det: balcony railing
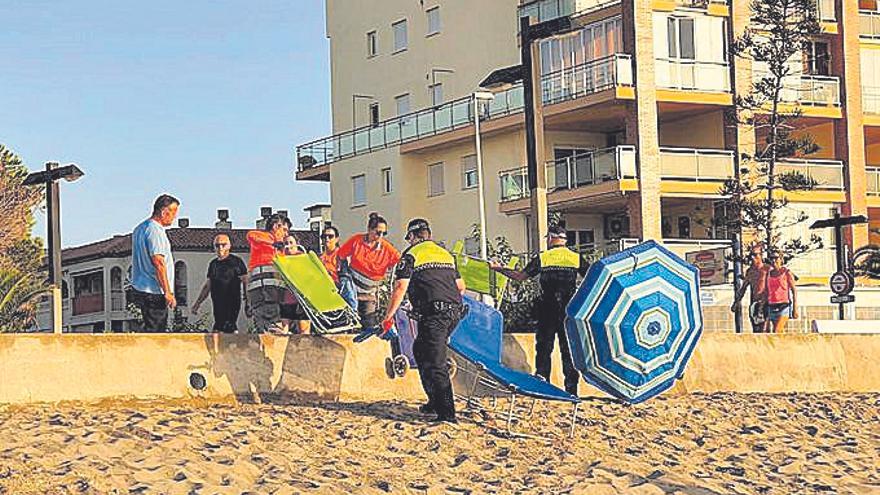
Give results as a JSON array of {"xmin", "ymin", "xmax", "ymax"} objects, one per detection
[
  {"xmin": 498, "ymin": 145, "xmax": 637, "ymax": 202},
  {"xmin": 541, "ymin": 54, "xmax": 633, "ymax": 105},
  {"xmin": 776, "ymin": 158, "xmax": 845, "ymax": 190},
  {"xmin": 660, "ymin": 147, "xmax": 735, "ymax": 181},
  {"xmin": 754, "ymin": 72, "xmax": 840, "ymax": 107},
  {"xmin": 607, "ymin": 238, "xmax": 732, "ymax": 261},
  {"xmin": 72, "ymin": 293, "xmax": 104, "ymax": 316},
  {"xmin": 518, "ymin": 0, "xmax": 620, "ymax": 24},
  {"xmin": 867, "ymin": 167, "xmax": 880, "ymax": 196},
  {"xmin": 655, "ymin": 59, "xmax": 731, "ymax": 93},
  {"xmin": 296, "ymin": 85, "xmax": 525, "ymax": 169},
  {"xmin": 864, "ymin": 86, "xmax": 880, "ymax": 115},
  {"xmin": 111, "ymin": 290, "xmax": 125, "ymax": 311},
  {"xmin": 861, "ymin": 10, "xmax": 880, "ymax": 39}
]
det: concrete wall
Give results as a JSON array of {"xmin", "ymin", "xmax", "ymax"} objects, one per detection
[{"xmin": 0, "ymin": 333, "xmax": 877, "ymax": 406}]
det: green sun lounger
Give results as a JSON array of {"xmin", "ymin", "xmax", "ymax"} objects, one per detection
[
  {"xmin": 274, "ymin": 253, "xmax": 360, "ymax": 334},
  {"xmin": 451, "ymin": 241, "xmax": 519, "ymax": 305}
]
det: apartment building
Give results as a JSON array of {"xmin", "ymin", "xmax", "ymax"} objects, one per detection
[{"xmin": 296, "ymin": 0, "xmax": 880, "ymax": 318}]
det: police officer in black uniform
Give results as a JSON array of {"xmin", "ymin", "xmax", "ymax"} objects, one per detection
[
  {"xmin": 382, "ymin": 218, "xmax": 466, "ymax": 423},
  {"xmin": 490, "ymin": 224, "xmax": 589, "ymax": 395}
]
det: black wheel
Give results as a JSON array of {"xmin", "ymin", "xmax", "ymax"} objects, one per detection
[
  {"xmin": 384, "ymin": 357, "xmax": 395, "ymax": 379},
  {"xmin": 852, "ymin": 245, "xmax": 880, "ymax": 278},
  {"xmin": 392, "ymin": 355, "xmax": 410, "ymax": 377}
]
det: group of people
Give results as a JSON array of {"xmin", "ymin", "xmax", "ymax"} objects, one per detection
[
  {"xmin": 127, "ymin": 194, "xmax": 589, "ymax": 423},
  {"xmin": 731, "ymin": 245, "xmax": 799, "ymax": 333}
]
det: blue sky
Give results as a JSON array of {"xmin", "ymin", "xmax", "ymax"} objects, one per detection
[{"xmin": 1, "ymin": 1, "xmax": 330, "ymax": 246}]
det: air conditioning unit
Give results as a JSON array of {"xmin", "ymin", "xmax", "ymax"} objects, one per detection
[{"xmin": 604, "ymin": 214, "xmax": 630, "ymax": 239}]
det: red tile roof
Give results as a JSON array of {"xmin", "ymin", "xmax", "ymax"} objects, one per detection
[{"xmin": 61, "ymin": 228, "xmax": 319, "ymax": 266}]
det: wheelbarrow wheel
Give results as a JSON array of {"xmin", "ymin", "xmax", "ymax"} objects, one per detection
[
  {"xmin": 392, "ymin": 355, "xmax": 410, "ymax": 378},
  {"xmin": 384, "ymin": 357, "xmax": 396, "ymax": 379},
  {"xmin": 446, "ymin": 358, "xmax": 457, "ymax": 379}
]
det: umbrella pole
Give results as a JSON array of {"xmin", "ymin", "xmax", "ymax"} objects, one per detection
[
  {"xmin": 506, "ymin": 393, "xmax": 517, "ymax": 436},
  {"xmin": 569, "ymin": 402, "xmax": 579, "ymax": 439}
]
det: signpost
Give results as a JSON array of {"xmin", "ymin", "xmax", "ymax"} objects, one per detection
[
  {"xmin": 686, "ymin": 248, "xmax": 728, "ymax": 286},
  {"xmin": 810, "ymin": 213, "xmax": 868, "ymax": 320}
]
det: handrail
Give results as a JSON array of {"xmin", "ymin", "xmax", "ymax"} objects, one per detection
[
  {"xmin": 775, "ymin": 158, "xmax": 845, "ymax": 190},
  {"xmin": 866, "ymin": 166, "xmax": 880, "ymax": 196},
  {"xmin": 753, "ymin": 71, "xmax": 841, "ymax": 107},
  {"xmin": 655, "ymin": 58, "xmax": 731, "ymax": 92},
  {"xmin": 518, "ymin": 0, "xmax": 621, "ymax": 24},
  {"xmin": 541, "ymin": 54, "xmax": 633, "ymax": 105},
  {"xmin": 659, "ymin": 147, "xmax": 735, "ymax": 181}
]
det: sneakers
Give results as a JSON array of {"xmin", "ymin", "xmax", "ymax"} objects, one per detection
[{"xmin": 418, "ymin": 403, "xmax": 435, "ymax": 414}]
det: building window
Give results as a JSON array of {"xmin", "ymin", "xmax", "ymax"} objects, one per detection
[
  {"xmin": 395, "ymin": 93, "xmax": 411, "ymax": 117},
  {"xmin": 428, "ymin": 162, "xmax": 445, "ymax": 197},
  {"xmin": 461, "ymin": 154, "xmax": 478, "ymax": 190},
  {"xmin": 392, "ymin": 19, "xmax": 408, "ymax": 53},
  {"xmin": 367, "ymin": 30, "xmax": 378, "ymax": 57},
  {"xmin": 566, "ymin": 229, "xmax": 596, "ymax": 254},
  {"xmin": 804, "ymin": 41, "xmax": 831, "ymax": 76},
  {"xmin": 426, "ymin": 7, "xmax": 441, "ymax": 36},
  {"xmin": 430, "ymin": 83, "xmax": 443, "ymax": 106},
  {"xmin": 369, "ymin": 103, "xmax": 380, "ymax": 127},
  {"xmin": 352, "ymin": 174, "xmax": 366, "ymax": 206},
  {"xmin": 382, "ymin": 167, "xmax": 393, "ymax": 194},
  {"xmin": 174, "ymin": 261, "xmax": 188, "ymax": 307},
  {"xmin": 667, "ymin": 17, "xmax": 696, "ymax": 60}
]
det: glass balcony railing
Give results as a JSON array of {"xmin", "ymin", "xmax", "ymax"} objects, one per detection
[
  {"xmin": 659, "ymin": 147, "xmax": 735, "ymax": 181},
  {"xmin": 655, "ymin": 59, "xmax": 731, "ymax": 93},
  {"xmin": 541, "ymin": 54, "xmax": 633, "ymax": 105},
  {"xmin": 499, "ymin": 146, "xmax": 637, "ymax": 202},
  {"xmin": 754, "ymin": 72, "xmax": 840, "ymax": 107},
  {"xmin": 864, "ymin": 86, "xmax": 880, "ymax": 114},
  {"xmin": 867, "ymin": 167, "xmax": 880, "ymax": 196},
  {"xmin": 860, "ymin": 10, "xmax": 880, "ymax": 39},
  {"xmin": 296, "ymin": 85, "xmax": 525, "ymax": 170},
  {"xmin": 776, "ymin": 158, "xmax": 845, "ymax": 190},
  {"xmin": 518, "ymin": 0, "xmax": 620, "ymax": 24}
]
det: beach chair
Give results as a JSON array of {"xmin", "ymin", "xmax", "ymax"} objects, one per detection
[
  {"xmin": 450, "ymin": 241, "xmax": 519, "ymax": 305},
  {"xmin": 449, "ymin": 295, "xmax": 581, "ymax": 439},
  {"xmin": 274, "ymin": 253, "xmax": 360, "ymax": 334}
]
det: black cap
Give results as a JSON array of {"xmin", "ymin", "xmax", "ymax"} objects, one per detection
[
  {"xmin": 406, "ymin": 218, "xmax": 430, "ymax": 236},
  {"xmin": 547, "ymin": 224, "xmax": 567, "ymax": 238}
]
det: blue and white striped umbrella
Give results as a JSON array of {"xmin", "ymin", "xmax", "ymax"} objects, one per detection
[{"xmin": 565, "ymin": 240, "xmax": 703, "ymax": 404}]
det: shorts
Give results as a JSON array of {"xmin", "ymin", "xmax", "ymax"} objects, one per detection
[
  {"xmin": 766, "ymin": 303, "xmax": 791, "ymax": 321},
  {"xmin": 247, "ymin": 285, "xmax": 285, "ymax": 333}
]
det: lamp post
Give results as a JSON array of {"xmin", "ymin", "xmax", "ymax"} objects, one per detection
[
  {"xmin": 23, "ymin": 162, "xmax": 85, "ymax": 334},
  {"xmin": 473, "ymin": 91, "xmax": 495, "ymax": 261},
  {"xmin": 480, "ymin": 15, "xmax": 573, "ymax": 253}
]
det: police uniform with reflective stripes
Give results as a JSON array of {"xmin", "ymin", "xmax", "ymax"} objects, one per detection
[
  {"xmin": 523, "ymin": 246, "xmax": 589, "ymax": 395},
  {"xmin": 395, "ymin": 240, "xmax": 464, "ymax": 420}
]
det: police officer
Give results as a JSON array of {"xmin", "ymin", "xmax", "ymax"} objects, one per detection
[
  {"xmin": 490, "ymin": 224, "xmax": 589, "ymax": 395},
  {"xmin": 382, "ymin": 218, "xmax": 466, "ymax": 423}
]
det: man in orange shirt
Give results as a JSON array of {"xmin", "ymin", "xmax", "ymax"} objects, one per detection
[
  {"xmin": 319, "ymin": 226, "xmax": 341, "ymax": 285},
  {"xmin": 337, "ymin": 213, "xmax": 400, "ymax": 329},
  {"xmin": 245, "ymin": 214, "xmax": 290, "ymax": 333}
]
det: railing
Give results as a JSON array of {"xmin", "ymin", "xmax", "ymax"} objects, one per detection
[
  {"xmin": 776, "ymin": 158, "xmax": 845, "ymax": 190},
  {"xmin": 605, "ymin": 238, "xmax": 732, "ymax": 260},
  {"xmin": 498, "ymin": 145, "xmax": 637, "ymax": 202},
  {"xmin": 660, "ymin": 147, "xmax": 735, "ymax": 181},
  {"xmin": 864, "ymin": 86, "xmax": 880, "ymax": 114},
  {"xmin": 111, "ymin": 290, "xmax": 125, "ymax": 311},
  {"xmin": 754, "ymin": 72, "xmax": 841, "ymax": 107},
  {"xmin": 296, "ymin": 85, "xmax": 525, "ymax": 169},
  {"xmin": 817, "ymin": 0, "xmax": 836, "ymax": 22},
  {"xmin": 867, "ymin": 167, "xmax": 880, "ymax": 196},
  {"xmin": 541, "ymin": 54, "xmax": 633, "ymax": 105},
  {"xmin": 72, "ymin": 293, "xmax": 104, "ymax": 316},
  {"xmin": 861, "ymin": 10, "xmax": 880, "ymax": 39},
  {"xmin": 655, "ymin": 59, "xmax": 731, "ymax": 93},
  {"xmin": 518, "ymin": 0, "xmax": 620, "ymax": 24}
]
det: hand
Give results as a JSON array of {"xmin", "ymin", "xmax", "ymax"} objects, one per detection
[
  {"xmin": 380, "ymin": 317, "xmax": 394, "ymax": 336},
  {"xmin": 165, "ymin": 292, "xmax": 177, "ymax": 309},
  {"xmin": 730, "ymin": 302, "xmax": 737, "ymax": 312},
  {"xmin": 489, "ymin": 261, "xmax": 502, "ymax": 271},
  {"xmin": 791, "ymin": 308, "xmax": 799, "ymax": 320},
  {"xmin": 244, "ymin": 302, "xmax": 252, "ymax": 318}
]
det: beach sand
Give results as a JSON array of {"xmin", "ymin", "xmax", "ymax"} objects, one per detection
[{"xmin": 0, "ymin": 393, "xmax": 878, "ymax": 495}]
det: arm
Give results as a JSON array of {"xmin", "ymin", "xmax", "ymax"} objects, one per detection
[
  {"xmin": 192, "ymin": 279, "xmax": 211, "ymax": 312},
  {"xmin": 731, "ymin": 272, "xmax": 749, "ymax": 311},
  {"xmin": 490, "ymin": 265, "xmax": 530, "ymax": 282},
  {"xmin": 456, "ymin": 277, "xmax": 466, "ymax": 296},
  {"xmin": 789, "ymin": 271, "xmax": 798, "ymax": 319},
  {"xmin": 382, "ymin": 278, "xmax": 410, "ymax": 324},
  {"xmin": 151, "ymin": 254, "xmax": 176, "ymax": 308}
]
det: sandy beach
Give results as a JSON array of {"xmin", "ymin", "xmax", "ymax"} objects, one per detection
[{"xmin": 0, "ymin": 393, "xmax": 878, "ymax": 495}]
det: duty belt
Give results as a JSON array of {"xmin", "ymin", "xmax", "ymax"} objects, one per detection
[{"xmin": 413, "ymin": 300, "xmax": 466, "ymax": 320}]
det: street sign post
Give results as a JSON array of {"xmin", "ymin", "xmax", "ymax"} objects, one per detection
[{"xmin": 810, "ymin": 213, "xmax": 868, "ymax": 320}]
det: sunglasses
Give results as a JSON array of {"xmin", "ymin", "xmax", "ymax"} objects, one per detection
[
  {"xmin": 322, "ymin": 234, "xmax": 336, "ymax": 240},
  {"xmin": 213, "ymin": 243, "xmax": 230, "ymax": 248},
  {"xmin": 373, "ymin": 231, "xmax": 388, "ymax": 237}
]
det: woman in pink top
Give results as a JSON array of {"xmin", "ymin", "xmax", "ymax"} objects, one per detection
[{"xmin": 763, "ymin": 252, "xmax": 798, "ymax": 334}]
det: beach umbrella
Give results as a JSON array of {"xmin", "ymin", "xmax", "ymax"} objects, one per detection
[{"xmin": 565, "ymin": 240, "xmax": 703, "ymax": 404}]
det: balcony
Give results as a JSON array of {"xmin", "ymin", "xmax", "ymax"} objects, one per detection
[
  {"xmin": 660, "ymin": 147, "xmax": 735, "ymax": 181},
  {"xmin": 754, "ymin": 72, "xmax": 840, "ymax": 108},
  {"xmin": 541, "ymin": 54, "xmax": 633, "ymax": 106},
  {"xmin": 499, "ymin": 146, "xmax": 637, "ymax": 202},
  {"xmin": 72, "ymin": 293, "xmax": 104, "ymax": 316},
  {"xmin": 296, "ymin": 85, "xmax": 525, "ymax": 169},
  {"xmin": 655, "ymin": 59, "xmax": 731, "ymax": 93},
  {"xmin": 861, "ymin": 10, "xmax": 880, "ymax": 39},
  {"xmin": 610, "ymin": 238, "xmax": 732, "ymax": 264},
  {"xmin": 867, "ymin": 167, "xmax": 880, "ymax": 196},
  {"xmin": 776, "ymin": 158, "xmax": 845, "ymax": 190},
  {"xmin": 111, "ymin": 290, "xmax": 125, "ymax": 311},
  {"xmin": 518, "ymin": 0, "xmax": 620, "ymax": 24}
]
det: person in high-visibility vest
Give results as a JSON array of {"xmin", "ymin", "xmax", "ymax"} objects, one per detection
[
  {"xmin": 382, "ymin": 218, "xmax": 466, "ymax": 423},
  {"xmin": 490, "ymin": 224, "xmax": 589, "ymax": 395}
]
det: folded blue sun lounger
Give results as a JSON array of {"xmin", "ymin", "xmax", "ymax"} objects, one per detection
[{"xmin": 448, "ymin": 295, "xmax": 580, "ymax": 438}]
